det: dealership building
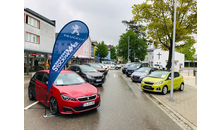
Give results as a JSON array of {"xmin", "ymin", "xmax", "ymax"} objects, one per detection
[{"xmin": 24, "ymin": 8, "xmax": 56, "ymax": 74}]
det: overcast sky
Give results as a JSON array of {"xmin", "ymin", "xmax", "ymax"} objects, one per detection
[
  {"xmin": 24, "ymin": 0, "xmax": 197, "ymax": 54},
  {"xmin": 24, "ymin": 0, "xmax": 145, "ymax": 46}
]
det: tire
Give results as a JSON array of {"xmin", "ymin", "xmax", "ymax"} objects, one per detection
[
  {"xmin": 50, "ymin": 97, "xmax": 59, "ymax": 115},
  {"xmin": 115, "ymin": 67, "xmax": 118, "ymax": 70},
  {"xmin": 28, "ymin": 87, "xmax": 35, "ymax": 100},
  {"xmin": 179, "ymin": 83, "xmax": 184, "ymax": 91},
  {"xmin": 162, "ymin": 86, "xmax": 168, "ymax": 95}
]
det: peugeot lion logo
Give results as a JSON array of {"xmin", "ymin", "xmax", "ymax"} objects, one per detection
[{"xmin": 71, "ymin": 25, "xmax": 81, "ymax": 35}]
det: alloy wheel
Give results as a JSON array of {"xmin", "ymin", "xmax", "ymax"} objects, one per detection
[
  {"xmin": 162, "ymin": 86, "xmax": 168, "ymax": 95},
  {"xmin": 50, "ymin": 97, "xmax": 59, "ymax": 115}
]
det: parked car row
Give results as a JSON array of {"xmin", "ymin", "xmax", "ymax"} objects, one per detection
[
  {"xmin": 122, "ymin": 62, "xmax": 184, "ymax": 95},
  {"xmin": 28, "ymin": 62, "xmax": 112, "ymax": 115}
]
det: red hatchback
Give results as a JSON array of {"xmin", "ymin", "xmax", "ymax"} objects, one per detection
[{"xmin": 28, "ymin": 70, "xmax": 101, "ymax": 115}]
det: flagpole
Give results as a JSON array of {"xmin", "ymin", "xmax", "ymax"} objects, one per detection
[{"xmin": 44, "ymin": 94, "xmax": 48, "ymax": 117}]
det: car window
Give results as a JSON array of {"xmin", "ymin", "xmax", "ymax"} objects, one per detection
[
  {"xmin": 148, "ymin": 71, "xmax": 169, "ymax": 79},
  {"xmin": 36, "ymin": 72, "xmax": 44, "ymax": 81},
  {"xmin": 137, "ymin": 67, "xmax": 151, "ymax": 72},
  {"xmin": 130, "ymin": 64, "xmax": 141, "ymax": 68},
  {"xmin": 90, "ymin": 64, "xmax": 101, "ymax": 68},
  {"xmin": 42, "ymin": 73, "xmax": 49, "ymax": 84},
  {"xmin": 80, "ymin": 65, "xmax": 97, "ymax": 72},
  {"xmin": 75, "ymin": 66, "xmax": 81, "ymax": 72},
  {"xmin": 174, "ymin": 72, "xmax": 180, "ymax": 78},
  {"xmin": 54, "ymin": 73, "xmax": 86, "ymax": 86},
  {"xmin": 69, "ymin": 66, "xmax": 75, "ymax": 71}
]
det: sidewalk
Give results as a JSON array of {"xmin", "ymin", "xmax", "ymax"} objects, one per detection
[
  {"xmin": 151, "ymin": 71, "xmax": 197, "ymax": 128},
  {"xmin": 120, "ymin": 70, "xmax": 197, "ymax": 129}
]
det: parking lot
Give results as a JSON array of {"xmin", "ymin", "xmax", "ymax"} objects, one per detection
[{"xmin": 24, "ymin": 69, "xmax": 182, "ymax": 130}]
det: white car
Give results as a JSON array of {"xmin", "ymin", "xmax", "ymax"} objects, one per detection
[
  {"xmin": 153, "ymin": 64, "xmax": 165, "ymax": 70},
  {"xmin": 102, "ymin": 61, "xmax": 116, "ymax": 69},
  {"xmin": 114, "ymin": 64, "xmax": 121, "ymax": 70}
]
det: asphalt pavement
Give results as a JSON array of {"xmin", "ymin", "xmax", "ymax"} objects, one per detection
[{"xmin": 24, "ymin": 70, "xmax": 182, "ymax": 130}]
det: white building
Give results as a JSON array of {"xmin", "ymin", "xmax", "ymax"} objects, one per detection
[
  {"xmin": 24, "ymin": 8, "xmax": 56, "ymax": 74},
  {"xmin": 143, "ymin": 43, "xmax": 185, "ymax": 69}
]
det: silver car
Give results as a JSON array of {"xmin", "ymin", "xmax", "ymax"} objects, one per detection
[{"xmin": 131, "ymin": 67, "xmax": 159, "ymax": 82}]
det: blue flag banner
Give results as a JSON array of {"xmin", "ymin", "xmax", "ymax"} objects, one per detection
[
  {"xmin": 47, "ymin": 20, "xmax": 89, "ymax": 94},
  {"xmin": 98, "ymin": 53, "xmax": 100, "ymax": 63}
]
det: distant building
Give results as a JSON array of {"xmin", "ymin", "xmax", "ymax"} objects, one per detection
[
  {"xmin": 24, "ymin": 8, "xmax": 56, "ymax": 74},
  {"xmin": 143, "ymin": 43, "xmax": 185, "ymax": 69},
  {"xmin": 104, "ymin": 44, "xmax": 114, "ymax": 61}
]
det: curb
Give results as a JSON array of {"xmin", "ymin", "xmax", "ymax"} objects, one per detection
[{"xmin": 121, "ymin": 74, "xmax": 197, "ymax": 130}]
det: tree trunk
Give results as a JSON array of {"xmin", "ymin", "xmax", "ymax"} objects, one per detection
[{"xmin": 167, "ymin": 40, "xmax": 173, "ymax": 70}]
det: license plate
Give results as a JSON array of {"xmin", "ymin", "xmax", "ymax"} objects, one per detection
[
  {"xmin": 96, "ymin": 79, "xmax": 102, "ymax": 82},
  {"xmin": 128, "ymin": 72, "xmax": 131, "ymax": 74},
  {"xmin": 83, "ymin": 101, "xmax": 95, "ymax": 107}
]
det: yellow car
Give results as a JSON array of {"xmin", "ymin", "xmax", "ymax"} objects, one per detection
[{"xmin": 141, "ymin": 70, "xmax": 184, "ymax": 95}]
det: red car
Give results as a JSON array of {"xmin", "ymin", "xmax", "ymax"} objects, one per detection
[{"xmin": 28, "ymin": 70, "xmax": 101, "ymax": 115}]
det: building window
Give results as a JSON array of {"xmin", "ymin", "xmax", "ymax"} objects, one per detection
[
  {"xmin": 26, "ymin": 15, "xmax": 40, "ymax": 28},
  {"xmin": 26, "ymin": 32, "xmax": 40, "ymax": 44}
]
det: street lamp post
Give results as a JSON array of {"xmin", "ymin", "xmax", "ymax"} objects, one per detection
[
  {"xmin": 128, "ymin": 36, "xmax": 130, "ymax": 62},
  {"xmin": 170, "ymin": 0, "xmax": 177, "ymax": 101}
]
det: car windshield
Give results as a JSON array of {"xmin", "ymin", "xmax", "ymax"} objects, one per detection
[
  {"xmin": 54, "ymin": 73, "xmax": 86, "ymax": 86},
  {"xmin": 124, "ymin": 63, "xmax": 132, "ymax": 67},
  {"xmin": 98, "ymin": 64, "xmax": 104, "ymax": 67},
  {"xmin": 147, "ymin": 71, "xmax": 169, "ymax": 79},
  {"xmin": 90, "ymin": 64, "xmax": 102, "ymax": 68},
  {"xmin": 137, "ymin": 67, "xmax": 151, "ymax": 72},
  {"xmin": 130, "ymin": 64, "xmax": 141, "ymax": 68},
  {"xmin": 81, "ymin": 66, "xmax": 98, "ymax": 72}
]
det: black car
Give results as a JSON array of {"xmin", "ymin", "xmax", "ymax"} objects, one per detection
[
  {"xmin": 68, "ymin": 65, "xmax": 105, "ymax": 86},
  {"xmin": 84, "ymin": 63, "xmax": 107, "ymax": 75},
  {"xmin": 122, "ymin": 63, "xmax": 133, "ymax": 74}
]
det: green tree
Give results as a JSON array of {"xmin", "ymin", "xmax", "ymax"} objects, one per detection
[
  {"xmin": 122, "ymin": 20, "xmax": 147, "ymax": 38},
  {"xmin": 117, "ymin": 30, "xmax": 148, "ymax": 62},
  {"xmin": 176, "ymin": 36, "xmax": 196, "ymax": 60},
  {"xmin": 132, "ymin": 0, "xmax": 197, "ymax": 70},
  {"xmin": 110, "ymin": 47, "xmax": 117, "ymax": 60},
  {"xmin": 95, "ymin": 41, "xmax": 108, "ymax": 62}
]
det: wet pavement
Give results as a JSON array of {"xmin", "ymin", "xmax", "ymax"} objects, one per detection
[{"xmin": 24, "ymin": 70, "xmax": 182, "ymax": 130}]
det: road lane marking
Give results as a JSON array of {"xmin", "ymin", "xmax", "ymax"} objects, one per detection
[{"xmin": 24, "ymin": 101, "xmax": 39, "ymax": 111}]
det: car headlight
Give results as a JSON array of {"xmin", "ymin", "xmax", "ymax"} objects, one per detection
[
  {"xmin": 155, "ymin": 81, "xmax": 163, "ymax": 85},
  {"xmin": 61, "ymin": 94, "xmax": 76, "ymax": 101},
  {"xmin": 87, "ymin": 75, "xmax": 94, "ymax": 79}
]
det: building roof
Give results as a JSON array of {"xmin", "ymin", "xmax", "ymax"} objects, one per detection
[
  {"xmin": 147, "ymin": 48, "xmax": 158, "ymax": 52},
  {"xmin": 106, "ymin": 45, "xmax": 114, "ymax": 51},
  {"xmin": 24, "ymin": 8, "xmax": 56, "ymax": 27}
]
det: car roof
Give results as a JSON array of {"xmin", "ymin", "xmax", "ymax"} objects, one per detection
[
  {"xmin": 154, "ymin": 70, "xmax": 180, "ymax": 73},
  {"xmin": 70, "ymin": 64, "xmax": 88, "ymax": 67},
  {"xmin": 39, "ymin": 70, "xmax": 75, "ymax": 73}
]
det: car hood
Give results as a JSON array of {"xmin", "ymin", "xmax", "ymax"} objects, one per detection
[
  {"xmin": 95, "ymin": 68, "xmax": 105, "ymax": 71},
  {"xmin": 123, "ymin": 66, "xmax": 129, "ymax": 69},
  {"xmin": 127, "ymin": 68, "xmax": 138, "ymax": 71},
  {"xmin": 142, "ymin": 77, "xmax": 165, "ymax": 83},
  {"xmin": 57, "ymin": 83, "xmax": 98, "ymax": 98},
  {"xmin": 84, "ymin": 72, "xmax": 103, "ymax": 77},
  {"xmin": 132, "ymin": 72, "xmax": 149, "ymax": 77}
]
